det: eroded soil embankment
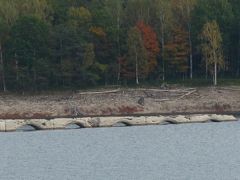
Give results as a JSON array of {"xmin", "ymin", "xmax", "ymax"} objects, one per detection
[{"xmin": 0, "ymin": 86, "xmax": 239, "ymax": 119}]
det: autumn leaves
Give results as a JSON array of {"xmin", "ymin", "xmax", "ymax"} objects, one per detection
[
  {"xmin": 123, "ymin": 21, "xmax": 160, "ymax": 84},
  {"xmin": 122, "ymin": 0, "xmax": 225, "ymax": 85},
  {"xmin": 0, "ymin": 0, "xmax": 234, "ymax": 92},
  {"xmin": 201, "ymin": 21, "xmax": 224, "ymax": 86}
]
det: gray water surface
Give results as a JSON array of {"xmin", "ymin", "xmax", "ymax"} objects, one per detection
[{"xmin": 0, "ymin": 121, "xmax": 240, "ymax": 180}]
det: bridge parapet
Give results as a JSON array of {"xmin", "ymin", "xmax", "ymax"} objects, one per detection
[{"xmin": 0, "ymin": 114, "xmax": 237, "ymax": 132}]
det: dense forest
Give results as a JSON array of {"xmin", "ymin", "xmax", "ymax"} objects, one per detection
[{"xmin": 0, "ymin": 0, "xmax": 239, "ymax": 91}]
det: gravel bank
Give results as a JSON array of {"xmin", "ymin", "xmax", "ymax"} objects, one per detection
[{"xmin": 0, "ymin": 86, "xmax": 239, "ymax": 119}]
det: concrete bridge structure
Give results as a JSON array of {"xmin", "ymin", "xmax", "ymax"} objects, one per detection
[{"xmin": 0, "ymin": 114, "xmax": 238, "ymax": 132}]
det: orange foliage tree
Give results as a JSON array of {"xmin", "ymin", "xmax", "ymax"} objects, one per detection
[
  {"xmin": 121, "ymin": 22, "xmax": 160, "ymax": 82},
  {"xmin": 165, "ymin": 26, "xmax": 189, "ymax": 74},
  {"xmin": 136, "ymin": 21, "xmax": 160, "ymax": 75}
]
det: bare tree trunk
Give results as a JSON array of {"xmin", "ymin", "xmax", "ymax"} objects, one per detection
[
  {"xmin": 33, "ymin": 67, "xmax": 37, "ymax": 83},
  {"xmin": 60, "ymin": 39, "xmax": 64, "ymax": 86},
  {"xmin": 186, "ymin": 1, "xmax": 193, "ymax": 80},
  {"xmin": 188, "ymin": 23, "xmax": 193, "ymax": 79},
  {"xmin": 147, "ymin": 7, "xmax": 150, "ymax": 24},
  {"xmin": 0, "ymin": 42, "xmax": 6, "ymax": 92},
  {"xmin": 214, "ymin": 61, "xmax": 217, "ymax": 86},
  {"xmin": 205, "ymin": 59, "xmax": 208, "ymax": 79},
  {"xmin": 117, "ymin": 11, "xmax": 121, "ymax": 82},
  {"xmin": 160, "ymin": 15, "xmax": 165, "ymax": 81},
  {"xmin": 33, "ymin": 68, "xmax": 37, "ymax": 90},
  {"xmin": 117, "ymin": 61, "xmax": 121, "ymax": 82},
  {"xmin": 135, "ymin": 46, "xmax": 139, "ymax": 85},
  {"xmin": 237, "ymin": 26, "xmax": 240, "ymax": 77},
  {"xmin": 15, "ymin": 53, "xmax": 19, "ymax": 81},
  {"xmin": 212, "ymin": 50, "xmax": 217, "ymax": 86},
  {"xmin": 33, "ymin": 49, "xmax": 37, "ymax": 90}
]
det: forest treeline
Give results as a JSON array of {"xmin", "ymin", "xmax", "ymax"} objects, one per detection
[{"xmin": 0, "ymin": 0, "xmax": 239, "ymax": 91}]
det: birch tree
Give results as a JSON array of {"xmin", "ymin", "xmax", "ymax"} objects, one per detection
[
  {"xmin": 105, "ymin": 0, "xmax": 124, "ymax": 81},
  {"xmin": 201, "ymin": 20, "xmax": 224, "ymax": 86},
  {"xmin": 127, "ymin": 27, "xmax": 147, "ymax": 85},
  {"xmin": 173, "ymin": 0, "xmax": 196, "ymax": 79},
  {"xmin": 154, "ymin": 0, "xmax": 173, "ymax": 81}
]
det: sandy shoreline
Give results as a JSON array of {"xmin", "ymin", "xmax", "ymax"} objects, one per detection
[{"xmin": 0, "ymin": 86, "xmax": 239, "ymax": 119}]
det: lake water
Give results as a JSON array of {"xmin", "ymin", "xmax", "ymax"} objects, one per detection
[{"xmin": 0, "ymin": 121, "xmax": 240, "ymax": 180}]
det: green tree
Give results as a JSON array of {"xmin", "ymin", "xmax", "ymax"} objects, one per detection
[
  {"xmin": 18, "ymin": 0, "xmax": 51, "ymax": 21},
  {"xmin": 0, "ymin": 0, "xmax": 18, "ymax": 26},
  {"xmin": 51, "ymin": 22, "xmax": 83, "ymax": 87},
  {"xmin": 0, "ymin": 0, "xmax": 51, "ymax": 24},
  {"xmin": 125, "ymin": 0, "xmax": 152, "ymax": 25},
  {"xmin": 83, "ymin": 43, "xmax": 95, "ymax": 68},
  {"xmin": 10, "ymin": 16, "xmax": 49, "ymax": 89},
  {"xmin": 229, "ymin": 0, "xmax": 240, "ymax": 76},
  {"xmin": 68, "ymin": 6, "xmax": 92, "ymax": 26},
  {"xmin": 0, "ymin": 18, "xmax": 7, "ymax": 91},
  {"xmin": 0, "ymin": 0, "xmax": 20, "ymax": 91}
]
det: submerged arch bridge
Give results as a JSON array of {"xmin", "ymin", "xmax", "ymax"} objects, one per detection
[{"xmin": 0, "ymin": 114, "xmax": 237, "ymax": 132}]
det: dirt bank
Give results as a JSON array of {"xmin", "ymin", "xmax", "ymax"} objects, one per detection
[{"xmin": 0, "ymin": 86, "xmax": 240, "ymax": 119}]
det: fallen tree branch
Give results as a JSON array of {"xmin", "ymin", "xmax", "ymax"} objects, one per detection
[
  {"xmin": 219, "ymin": 87, "xmax": 240, "ymax": 91},
  {"xmin": 78, "ymin": 89, "xmax": 121, "ymax": 95},
  {"xmin": 77, "ymin": 88, "xmax": 196, "ymax": 96},
  {"xmin": 155, "ymin": 99, "xmax": 171, "ymax": 102},
  {"xmin": 177, "ymin": 89, "xmax": 197, "ymax": 100},
  {"xmin": 134, "ymin": 88, "xmax": 192, "ymax": 93}
]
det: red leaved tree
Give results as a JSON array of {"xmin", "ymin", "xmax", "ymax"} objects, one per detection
[{"xmin": 136, "ymin": 21, "xmax": 160, "ymax": 75}]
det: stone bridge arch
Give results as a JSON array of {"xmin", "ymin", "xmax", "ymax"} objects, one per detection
[
  {"xmin": 64, "ymin": 121, "xmax": 86, "ymax": 129},
  {"xmin": 112, "ymin": 121, "xmax": 132, "ymax": 127},
  {"xmin": 16, "ymin": 123, "xmax": 42, "ymax": 131}
]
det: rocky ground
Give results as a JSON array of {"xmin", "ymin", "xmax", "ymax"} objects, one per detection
[{"xmin": 0, "ymin": 86, "xmax": 240, "ymax": 119}]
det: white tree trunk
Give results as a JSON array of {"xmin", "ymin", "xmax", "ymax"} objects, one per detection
[
  {"xmin": 117, "ymin": 10, "xmax": 121, "ymax": 82},
  {"xmin": 188, "ymin": 23, "xmax": 193, "ymax": 79},
  {"xmin": 160, "ymin": 15, "xmax": 165, "ymax": 81},
  {"xmin": 135, "ymin": 46, "xmax": 139, "ymax": 85},
  {"xmin": 205, "ymin": 60, "xmax": 208, "ymax": 79},
  {"xmin": 186, "ymin": 2, "xmax": 193, "ymax": 80},
  {"xmin": 214, "ymin": 62, "xmax": 217, "ymax": 86},
  {"xmin": 237, "ymin": 27, "xmax": 240, "ymax": 77}
]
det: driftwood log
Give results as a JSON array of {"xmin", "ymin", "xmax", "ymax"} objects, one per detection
[{"xmin": 77, "ymin": 88, "xmax": 198, "ymax": 103}]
